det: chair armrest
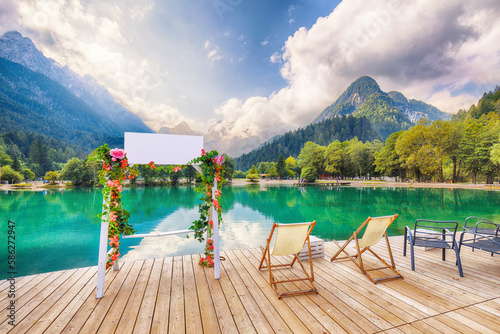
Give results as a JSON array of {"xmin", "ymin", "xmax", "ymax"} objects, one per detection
[
  {"xmin": 405, "ymin": 226, "xmax": 414, "ymax": 242},
  {"xmin": 464, "ymin": 216, "xmax": 498, "ymax": 234},
  {"xmin": 474, "ymin": 221, "xmax": 499, "ymax": 234},
  {"xmin": 442, "ymin": 228, "xmax": 456, "ymax": 237},
  {"xmin": 460, "ymin": 231, "xmax": 500, "ymax": 254},
  {"xmin": 405, "ymin": 226, "xmax": 413, "ymax": 235}
]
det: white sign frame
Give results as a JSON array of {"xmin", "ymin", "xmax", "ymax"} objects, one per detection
[
  {"xmin": 124, "ymin": 132, "xmax": 203, "ymax": 165},
  {"xmin": 96, "ymin": 133, "xmax": 222, "ymax": 299}
]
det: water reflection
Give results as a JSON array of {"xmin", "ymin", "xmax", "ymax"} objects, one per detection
[{"xmin": 1, "ymin": 185, "xmax": 499, "ymax": 279}]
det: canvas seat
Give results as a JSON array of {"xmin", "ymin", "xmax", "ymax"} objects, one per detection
[
  {"xmin": 331, "ymin": 214, "xmax": 403, "ymax": 284},
  {"xmin": 258, "ymin": 221, "xmax": 318, "ymax": 299}
]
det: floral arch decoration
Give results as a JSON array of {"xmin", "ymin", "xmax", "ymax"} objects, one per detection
[
  {"xmin": 188, "ymin": 149, "xmax": 226, "ymax": 267},
  {"xmin": 94, "ymin": 144, "xmax": 226, "ymax": 270},
  {"xmin": 93, "ymin": 144, "xmax": 137, "ymax": 270}
]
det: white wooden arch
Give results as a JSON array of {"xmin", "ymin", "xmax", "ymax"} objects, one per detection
[{"xmin": 96, "ymin": 133, "xmax": 221, "ymax": 298}]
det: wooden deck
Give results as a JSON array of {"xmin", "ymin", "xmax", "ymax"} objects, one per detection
[{"xmin": 2, "ymin": 236, "xmax": 500, "ymax": 333}]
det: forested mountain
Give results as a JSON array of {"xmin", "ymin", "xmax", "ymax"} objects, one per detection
[
  {"xmin": 0, "ymin": 57, "xmax": 124, "ymax": 152},
  {"xmin": 234, "ymin": 76, "xmax": 450, "ymax": 171},
  {"xmin": 0, "ymin": 31, "xmax": 152, "ymax": 135},
  {"xmin": 456, "ymin": 85, "xmax": 500, "ymax": 119},
  {"xmin": 234, "ymin": 115, "xmax": 377, "ymax": 170},
  {"xmin": 315, "ymin": 76, "xmax": 450, "ymax": 137},
  {"xmin": 0, "ymin": 31, "xmax": 156, "ymax": 180}
]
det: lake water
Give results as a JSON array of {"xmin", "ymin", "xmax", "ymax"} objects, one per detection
[{"xmin": 1, "ymin": 184, "xmax": 499, "ymax": 279}]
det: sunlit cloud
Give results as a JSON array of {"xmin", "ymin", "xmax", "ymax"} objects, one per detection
[
  {"xmin": 2, "ymin": 0, "xmax": 500, "ymax": 156},
  {"xmin": 130, "ymin": 2, "xmax": 155, "ymax": 21},
  {"xmin": 204, "ymin": 39, "xmax": 223, "ymax": 63},
  {"xmin": 206, "ymin": 0, "xmax": 500, "ymax": 154}
]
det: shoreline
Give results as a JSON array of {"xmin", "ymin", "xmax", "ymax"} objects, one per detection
[
  {"xmin": 3, "ymin": 179, "xmax": 499, "ymax": 191},
  {"xmin": 231, "ymin": 179, "xmax": 500, "ymax": 190}
]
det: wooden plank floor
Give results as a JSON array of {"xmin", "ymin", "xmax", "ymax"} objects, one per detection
[{"xmin": 2, "ymin": 236, "xmax": 500, "ymax": 333}]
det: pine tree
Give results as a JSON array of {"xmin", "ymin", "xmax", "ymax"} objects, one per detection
[{"xmin": 276, "ymin": 154, "xmax": 286, "ymax": 179}]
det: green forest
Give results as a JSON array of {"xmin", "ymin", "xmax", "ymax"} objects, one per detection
[
  {"xmin": 0, "ymin": 131, "xmax": 235, "ymax": 186},
  {"xmin": 235, "ymin": 114, "xmax": 377, "ymax": 171},
  {"xmin": 237, "ymin": 86, "xmax": 500, "ymax": 184},
  {"xmin": 1, "ymin": 86, "xmax": 499, "ymax": 186}
]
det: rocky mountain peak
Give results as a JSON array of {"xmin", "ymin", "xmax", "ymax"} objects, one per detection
[
  {"xmin": 0, "ymin": 31, "xmax": 152, "ymax": 134},
  {"xmin": 158, "ymin": 121, "xmax": 202, "ymax": 136}
]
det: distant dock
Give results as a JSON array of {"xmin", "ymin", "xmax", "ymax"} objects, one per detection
[{"xmin": 296, "ymin": 181, "xmax": 351, "ymax": 186}]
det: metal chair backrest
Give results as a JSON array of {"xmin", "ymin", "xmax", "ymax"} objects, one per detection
[
  {"xmin": 463, "ymin": 216, "xmax": 499, "ymax": 235},
  {"xmin": 413, "ymin": 219, "xmax": 459, "ymax": 248}
]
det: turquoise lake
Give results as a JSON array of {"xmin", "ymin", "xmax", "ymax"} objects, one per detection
[{"xmin": 1, "ymin": 184, "xmax": 499, "ymax": 280}]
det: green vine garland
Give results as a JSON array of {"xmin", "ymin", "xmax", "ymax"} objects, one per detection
[
  {"xmin": 189, "ymin": 149, "xmax": 226, "ymax": 267},
  {"xmin": 93, "ymin": 145, "xmax": 225, "ymax": 269},
  {"xmin": 93, "ymin": 144, "xmax": 137, "ymax": 269}
]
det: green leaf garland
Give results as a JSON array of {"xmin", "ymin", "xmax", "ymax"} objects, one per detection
[
  {"xmin": 189, "ymin": 149, "xmax": 226, "ymax": 267},
  {"xmin": 93, "ymin": 144, "xmax": 137, "ymax": 269}
]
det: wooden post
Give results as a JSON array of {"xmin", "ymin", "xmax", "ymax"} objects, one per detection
[
  {"xmin": 213, "ymin": 178, "xmax": 220, "ymax": 279},
  {"xmin": 96, "ymin": 196, "xmax": 109, "ymax": 298}
]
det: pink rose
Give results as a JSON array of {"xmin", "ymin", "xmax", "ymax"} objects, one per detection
[
  {"xmin": 110, "ymin": 148, "xmax": 125, "ymax": 160},
  {"xmin": 201, "ymin": 149, "xmax": 206, "ymax": 156},
  {"xmin": 212, "ymin": 199, "xmax": 220, "ymax": 209},
  {"xmin": 215, "ymin": 155, "xmax": 225, "ymax": 166}
]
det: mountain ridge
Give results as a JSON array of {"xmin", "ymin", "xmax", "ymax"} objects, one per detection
[
  {"xmin": 158, "ymin": 121, "xmax": 203, "ymax": 136},
  {"xmin": 233, "ymin": 76, "xmax": 451, "ymax": 168},
  {"xmin": 0, "ymin": 57, "xmax": 123, "ymax": 151},
  {"xmin": 0, "ymin": 31, "xmax": 152, "ymax": 136},
  {"xmin": 315, "ymin": 76, "xmax": 450, "ymax": 137}
]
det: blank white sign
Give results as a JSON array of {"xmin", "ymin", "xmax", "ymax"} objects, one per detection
[{"xmin": 124, "ymin": 132, "xmax": 203, "ymax": 165}]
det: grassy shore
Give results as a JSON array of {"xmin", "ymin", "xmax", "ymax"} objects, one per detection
[
  {"xmin": 231, "ymin": 178, "xmax": 500, "ymax": 190},
  {"xmin": 2, "ymin": 179, "xmax": 499, "ymax": 191}
]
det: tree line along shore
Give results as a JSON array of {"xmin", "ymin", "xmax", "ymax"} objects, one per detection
[{"xmin": 1, "ymin": 87, "xmax": 500, "ymax": 187}]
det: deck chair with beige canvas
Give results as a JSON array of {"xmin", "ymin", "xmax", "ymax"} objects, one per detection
[
  {"xmin": 330, "ymin": 214, "xmax": 403, "ymax": 284},
  {"xmin": 258, "ymin": 221, "xmax": 318, "ymax": 299}
]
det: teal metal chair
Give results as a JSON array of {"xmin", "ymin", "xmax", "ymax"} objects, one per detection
[{"xmin": 404, "ymin": 219, "xmax": 463, "ymax": 277}]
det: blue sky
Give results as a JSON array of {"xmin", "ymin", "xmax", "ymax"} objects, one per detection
[{"xmin": 1, "ymin": 0, "xmax": 499, "ymax": 155}]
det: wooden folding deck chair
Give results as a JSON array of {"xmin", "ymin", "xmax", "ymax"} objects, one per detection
[
  {"xmin": 258, "ymin": 221, "xmax": 318, "ymax": 299},
  {"xmin": 330, "ymin": 214, "xmax": 403, "ymax": 284}
]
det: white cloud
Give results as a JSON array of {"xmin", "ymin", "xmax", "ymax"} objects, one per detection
[
  {"xmin": 112, "ymin": 89, "xmax": 190, "ymax": 132},
  {"xmin": 269, "ymin": 51, "xmax": 281, "ymax": 64},
  {"xmin": 4, "ymin": 0, "xmax": 500, "ymax": 157},
  {"xmin": 288, "ymin": 5, "xmax": 295, "ymax": 24},
  {"xmin": 15, "ymin": 0, "xmax": 127, "ymax": 78},
  {"xmin": 204, "ymin": 39, "xmax": 223, "ymax": 62},
  {"xmin": 426, "ymin": 90, "xmax": 478, "ymax": 114},
  {"xmin": 130, "ymin": 2, "xmax": 155, "ymax": 21},
  {"xmin": 261, "ymin": 39, "xmax": 269, "ymax": 46},
  {"xmin": 207, "ymin": 0, "xmax": 500, "ymax": 155},
  {"xmin": 5, "ymin": 0, "xmax": 192, "ymax": 132},
  {"xmin": 0, "ymin": 1, "xmax": 19, "ymax": 33}
]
